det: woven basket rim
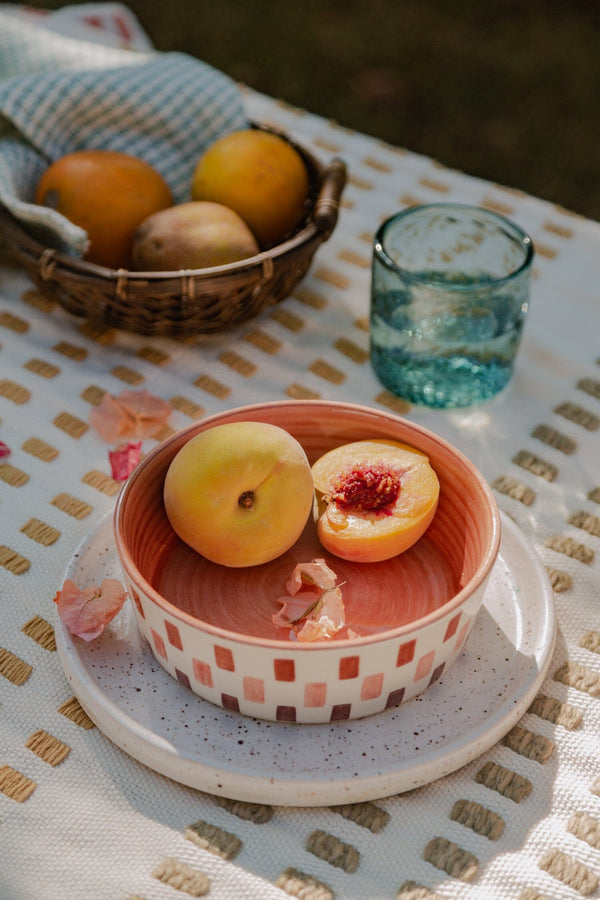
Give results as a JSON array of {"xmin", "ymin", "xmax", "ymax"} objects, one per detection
[
  {"xmin": 2, "ymin": 120, "xmax": 332, "ymax": 284},
  {"xmin": 0, "ymin": 126, "xmax": 347, "ymax": 334},
  {"xmin": 18, "ymin": 214, "xmax": 323, "ymax": 283}
]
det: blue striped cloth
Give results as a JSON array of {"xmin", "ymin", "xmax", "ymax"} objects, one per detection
[{"xmin": 0, "ymin": 9, "xmax": 248, "ymax": 258}]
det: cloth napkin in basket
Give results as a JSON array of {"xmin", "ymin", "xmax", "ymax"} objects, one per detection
[{"xmin": 0, "ymin": 3, "xmax": 248, "ymax": 258}]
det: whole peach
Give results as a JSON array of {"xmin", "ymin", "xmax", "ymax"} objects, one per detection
[{"xmin": 163, "ymin": 421, "xmax": 314, "ymax": 567}]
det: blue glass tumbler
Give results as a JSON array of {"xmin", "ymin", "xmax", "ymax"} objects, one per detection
[{"xmin": 370, "ymin": 204, "xmax": 534, "ymax": 408}]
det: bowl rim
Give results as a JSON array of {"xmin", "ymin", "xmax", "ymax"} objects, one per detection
[{"xmin": 113, "ymin": 399, "xmax": 502, "ymax": 651}]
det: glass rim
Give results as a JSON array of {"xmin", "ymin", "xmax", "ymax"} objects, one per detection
[{"xmin": 373, "ymin": 202, "xmax": 535, "ymax": 289}]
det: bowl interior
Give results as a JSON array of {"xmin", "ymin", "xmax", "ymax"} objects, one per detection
[{"xmin": 115, "ymin": 402, "xmax": 499, "ymax": 645}]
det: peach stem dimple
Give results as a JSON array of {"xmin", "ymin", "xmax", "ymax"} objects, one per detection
[{"xmin": 238, "ymin": 490, "xmax": 255, "ymax": 509}]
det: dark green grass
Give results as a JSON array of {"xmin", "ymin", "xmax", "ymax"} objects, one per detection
[{"xmin": 14, "ymin": 0, "xmax": 600, "ymax": 220}]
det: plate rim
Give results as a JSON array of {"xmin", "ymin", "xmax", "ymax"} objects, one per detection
[{"xmin": 55, "ymin": 510, "xmax": 556, "ymax": 806}]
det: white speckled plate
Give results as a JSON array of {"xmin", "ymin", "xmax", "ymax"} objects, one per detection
[{"xmin": 55, "ymin": 511, "xmax": 555, "ymax": 807}]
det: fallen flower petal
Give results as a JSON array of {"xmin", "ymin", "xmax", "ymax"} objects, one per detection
[
  {"xmin": 89, "ymin": 392, "xmax": 133, "ymax": 443},
  {"xmin": 117, "ymin": 389, "xmax": 172, "ymax": 439},
  {"xmin": 90, "ymin": 389, "xmax": 171, "ymax": 443},
  {"xmin": 54, "ymin": 577, "xmax": 127, "ymax": 641},
  {"xmin": 286, "ymin": 559, "xmax": 338, "ymax": 596},
  {"xmin": 274, "ymin": 559, "xmax": 346, "ymax": 641},
  {"xmin": 0, "ymin": 440, "xmax": 10, "ymax": 459},
  {"xmin": 297, "ymin": 586, "xmax": 346, "ymax": 642},
  {"xmin": 109, "ymin": 441, "xmax": 142, "ymax": 481},
  {"xmin": 272, "ymin": 591, "xmax": 321, "ymax": 628}
]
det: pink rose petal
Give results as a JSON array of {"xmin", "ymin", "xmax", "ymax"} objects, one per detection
[
  {"xmin": 54, "ymin": 577, "xmax": 127, "ymax": 641},
  {"xmin": 109, "ymin": 441, "xmax": 142, "ymax": 481}
]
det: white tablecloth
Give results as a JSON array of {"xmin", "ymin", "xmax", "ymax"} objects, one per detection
[{"xmin": 1, "ymin": 7, "xmax": 599, "ymax": 900}]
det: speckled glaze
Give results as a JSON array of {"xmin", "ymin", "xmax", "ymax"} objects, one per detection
[
  {"xmin": 114, "ymin": 400, "xmax": 501, "ymax": 723},
  {"xmin": 57, "ymin": 510, "xmax": 555, "ymax": 804}
]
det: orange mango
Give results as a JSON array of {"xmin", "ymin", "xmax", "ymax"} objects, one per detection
[
  {"xmin": 191, "ymin": 129, "xmax": 309, "ymax": 248},
  {"xmin": 35, "ymin": 149, "xmax": 172, "ymax": 269}
]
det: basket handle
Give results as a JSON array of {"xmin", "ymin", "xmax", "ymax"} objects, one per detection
[{"xmin": 312, "ymin": 158, "xmax": 347, "ymax": 239}]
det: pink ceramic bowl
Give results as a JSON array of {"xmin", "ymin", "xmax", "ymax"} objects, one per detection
[{"xmin": 114, "ymin": 400, "xmax": 500, "ymax": 723}]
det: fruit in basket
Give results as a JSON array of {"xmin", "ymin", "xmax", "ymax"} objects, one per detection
[
  {"xmin": 311, "ymin": 440, "xmax": 440, "ymax": 562},
  {"xmin": 163, "ymin": 421, "xmax": 315, "ymax": 567},
  {"xmin": 34, "ymin": 150, "xmax": 173, "ymax": 269},
  {"xmin": 191, "ymin": 129, "xmax": 310, "ymax": 248},
  {"xmin": 131, "ymin": 201, "xmax": 259, "ymax": 271}
]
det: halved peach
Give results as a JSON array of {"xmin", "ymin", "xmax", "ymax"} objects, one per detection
[{"xmin": 311, "ymin": 439, "xmax": 440, "ymax": 563}]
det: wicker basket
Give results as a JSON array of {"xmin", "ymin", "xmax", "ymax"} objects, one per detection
[{"xmin": 0, "ymin": 130, "xmax": 346, "ymax": 336}]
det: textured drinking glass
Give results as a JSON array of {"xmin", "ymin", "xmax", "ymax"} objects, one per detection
[{"xmin": 370, "ymin": 204, "xmax": 534, "ymax": 408}]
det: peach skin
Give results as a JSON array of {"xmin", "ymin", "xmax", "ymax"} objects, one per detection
[{"xmin": 163, "ymin": 421, "xmax": 314, "ymax": 567}]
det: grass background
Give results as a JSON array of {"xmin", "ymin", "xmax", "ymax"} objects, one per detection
[{"xmin": 16, "ymin": 0, "xmax": 600, "ymax": 221}]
